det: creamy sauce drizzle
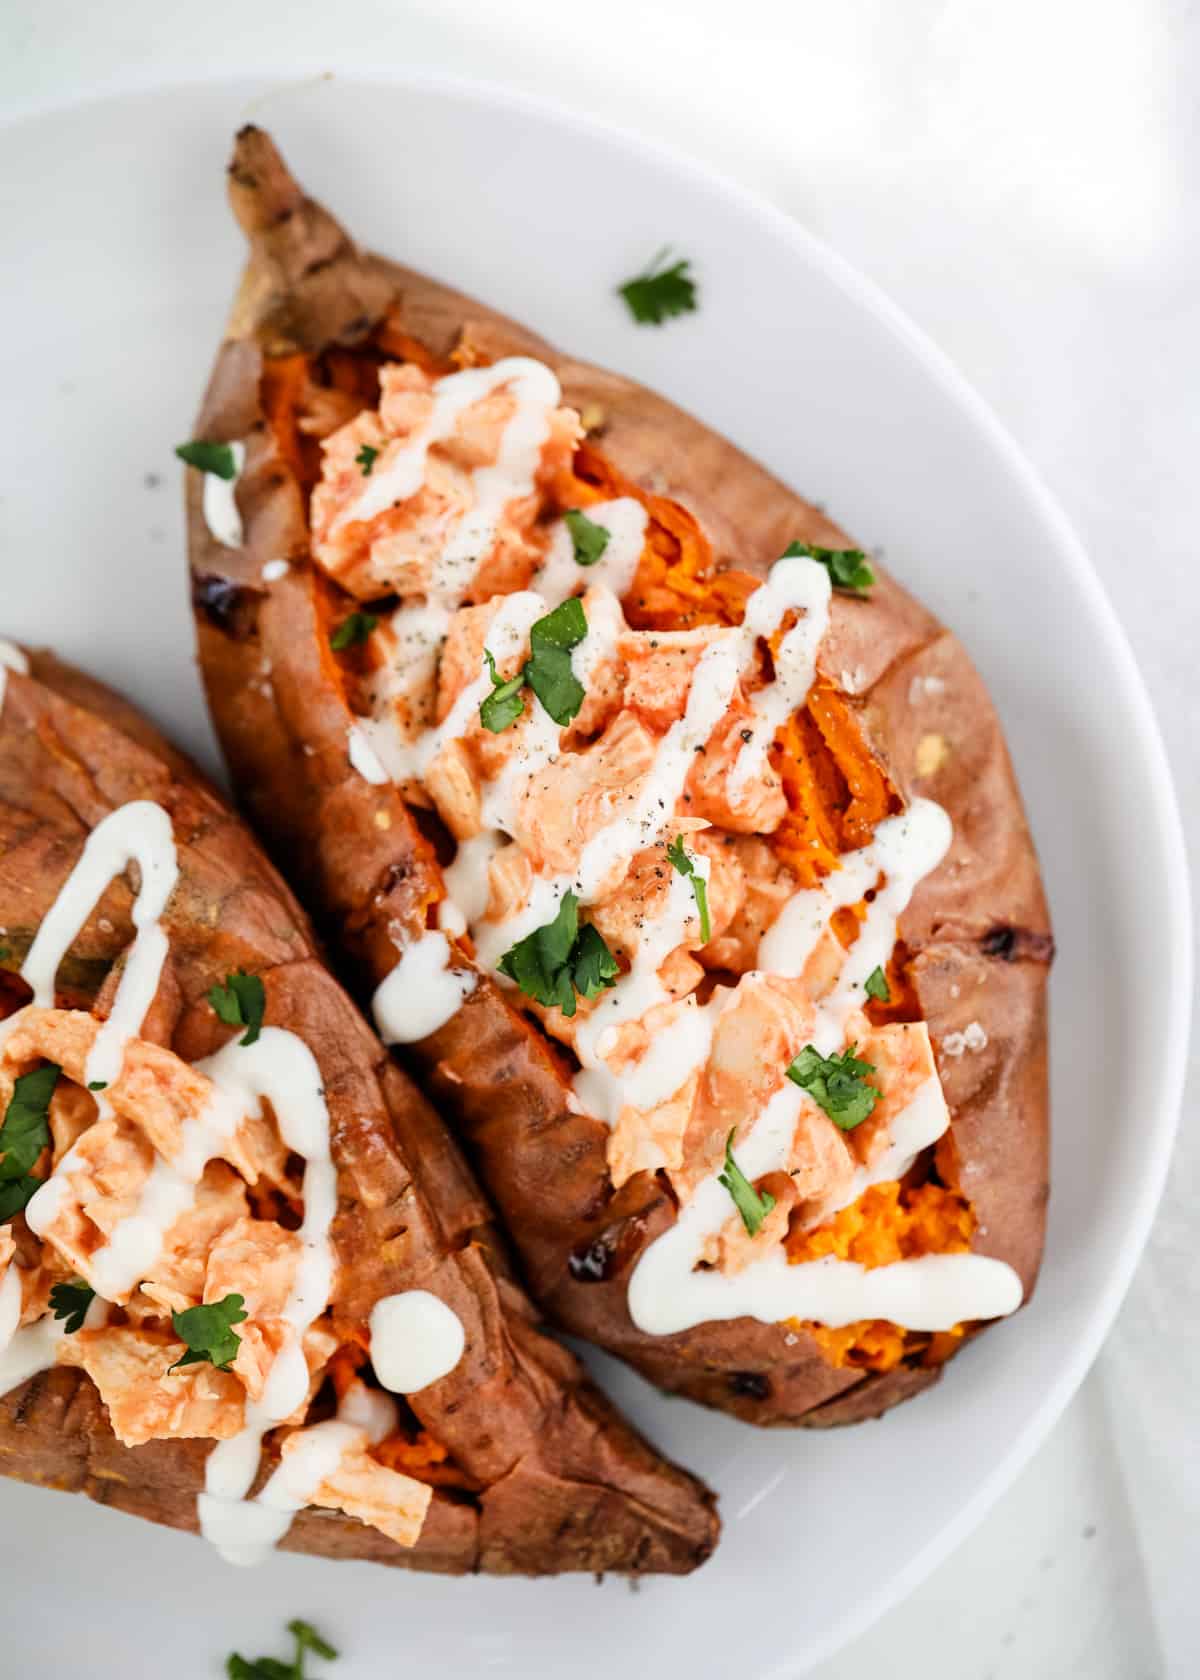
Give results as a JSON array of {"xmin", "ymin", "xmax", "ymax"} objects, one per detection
[
  {"xmin": 369, "ymin": 1290, "xmax": 465, "ymax": 1394},
  {"xmin": 202, "ymin": 441, "xmax": 246, "ymax": 549},
  {"xmin": 339, "ymin": 358, "xmax": 559, "ymax": 610},
  {"xmin": 330, "ymin": 356, "xmax": 1018, "ymax": 1339},
  {"xmin": 0, "ymin": 794, "xmax": 353, "ymax": 1563},
  {"xmin": 372, "ymin": 932, "xmax": 476, "ymax": 1044},
  {"xmin": 535, "ymin": 498, "xmax": 649, "ymax": 606},
  {"xmin": 627, "ymin": 798, "xmax": 1021, "ymax": 1333}
]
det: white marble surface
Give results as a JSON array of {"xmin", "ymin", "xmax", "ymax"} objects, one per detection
[{"xmin": 2, "ymin": 2, "xmax": 1196, "ymax": 1675}]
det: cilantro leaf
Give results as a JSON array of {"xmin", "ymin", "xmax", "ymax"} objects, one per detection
[
  {"xmin": 864, "ymin": 966, "xmax": 891, "ymax": 1003},
  {"xmin": 478, "ymin": 599, "xmax": 589, "ymax": 731},
  {"xmin": 329, "ymin": 611, "xmax": 379, "ymax": 651},
  {"xmin": 717, "ymin": 1131, "xmax": 777, "ymax": 1236},
  {"xmin": 175, "ymin": 440, "xmax": 238, "ymax": 480},
  {"xmin": 0, "ymin": 1177, "xmax": 44, "ymax": 1220},
  {"xmin": 49, "ymin": 1278, "xmax": 95, "ymax": 1334},
  {"xmin": 170, "ymin": 1293, "xmax": 248, "ymax": 1372},
  {"xmin": 665, "ymin": 835, "xmax": 711, "ymax": 943},
  {"xmin": 783, "ymin": 540, "xmax": 875, "ymax": 596},
  {"xmin": 617, "ymin": 250, "xmax": 698, "ymax": 326},
  {"xmin": 87, "ymin": 1080, "xmax": 107, "ymax": 1091},
  {"xmin": 564, "ymin": 508, "xmax": 611, "ymax": 567},
  {"xmin": 525, "ymin": 597, "xmax": 587, "ymax": 726},
  {"xmin": 498, "ymin": 892, "xmax": 617, "ymax": 1018},
  {"xmin": 480, "ymin": 648, "xmax": 527, "ymax": 734},
  {"xmin": 572, "ymin": 923, "xmax": 620, "ymax": 1000},
  {"xmin": 208, "ymin": 971, "xmax": 266, "ymax": 1047},
  {"xmin": 786, "ymin": 1044, "xmax": 879, "ymax": 1131},
  {"xmin": 354, "ymin": 443, "xmax": 379, "ymax": 477},
  {"xmin": 0, "ymin": 1063, "xmax": 58, "ymax": 1184},
  {"xmin": 228, "ymin": 1619, "xmax": 338, "ymax": 1680},
  {"xmin": 289, "ymin": 1623, "xmax": 339, "ymax": 1664}
]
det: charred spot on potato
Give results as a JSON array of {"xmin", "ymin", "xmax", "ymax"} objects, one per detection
[
  {"xmin": 728, "ymin": 1370, "xmax": 771, "ymax": 1401},
  {"xmin": 191, "ymin": 572, "xmax": 259, "ymax": 640},
  {"xmin": 568, "ymin": 1214, "xmax": 647, "ymax": 1282},
  {"xmin": 980, "ymin": 925, "xmax": 1056, "ymax": 964}
]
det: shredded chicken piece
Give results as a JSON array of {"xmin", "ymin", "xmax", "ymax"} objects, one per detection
[
  {"xmin": 280, "ymin": 1422, "xmax": 433, "ymax": 1548},
  {"xmin": 138, "ymin": 1163, "xmax": 250, "ymax": 1316},
  {"xmin": 310, "ymin": 361, "xmax": 580, "ymax": 601},
  {"xmin": 205, "ymin": 1216, "xmax": 302, "ymax": 1404},
  {"xmin": 58, "ymin": 1325, "xmax": 245, "ymax": 1447},
  {"xmin": 505, "ymin": 711, "xmax": 658, "ymax": 879},
  {"xmin": 700, "ymin": 1172, "xmax": 798, "ymax": 1273}
]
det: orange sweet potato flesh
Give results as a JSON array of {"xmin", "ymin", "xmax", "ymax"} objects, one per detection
[
  {"xmin": 0, "ymin": 651, "xmax": 717, "ymax": 1574},
  {"xmin": 185, "ymin": 126, "xmax": 1052, "ymax": 1428}
]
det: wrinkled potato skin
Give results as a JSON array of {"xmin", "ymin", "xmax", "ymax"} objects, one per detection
[
  {"xmin": 186, "ymin": 128, "xmax": 1051, "ymax": 1429},
  {"xmin": 0, "ymin": 651, "xmax": 718, "ymax": 1575}
]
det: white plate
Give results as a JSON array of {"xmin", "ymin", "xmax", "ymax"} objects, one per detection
[{"xmin": 0, "ymin": 73, "xmax": 1190, "ymax": 1680}]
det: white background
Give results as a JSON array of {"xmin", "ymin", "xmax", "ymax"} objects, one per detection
[{"xmin": 2, "ymin": 2, "xmax": 1196, "ymax": 1676}]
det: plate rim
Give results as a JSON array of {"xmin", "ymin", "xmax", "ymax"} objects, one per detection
[{"xmin": 1, "ymin": 66, "xmax": 1192, "ymax": 1673}]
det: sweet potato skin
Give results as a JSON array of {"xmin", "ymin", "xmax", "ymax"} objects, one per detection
[
  {"xmin": 0, "ymin": 652, "xmax": 718, "ymax": 1574},
  {"xmin": 186, "ymin": 127, "xmax": 1052, "ymax": 1429}
]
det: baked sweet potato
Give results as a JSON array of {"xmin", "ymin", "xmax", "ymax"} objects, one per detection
[
  {"xmin": 184, "ymin": 127, "xmax": 1052, "ymax": 1428},
  {"xmin": 0, "ymin": 646, "xmax": 717, "ymax": 1573}
]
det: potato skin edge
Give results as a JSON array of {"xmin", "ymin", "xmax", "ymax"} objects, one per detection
[
  {"xmin": 0, "ymin": 650, "xmax": 718, "ymax": 1575},
  {"xmin": 186, "ymin": 126, "xmax": 1052, "ymax": 1430}
]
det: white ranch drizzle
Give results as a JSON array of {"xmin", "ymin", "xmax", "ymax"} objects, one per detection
[
  {"xmin": 195, "ymin": 1032, "xmax": 342, "ymax": 1557},
  {"xmin": 336, "ymin": 357, "xmax": 560, "ymax": 609},
  {"xmin": 627, "ymin": 797, "xmax": 1023, "ymax": 1334},
  {"xmin": 347, "ymin": 722, "xmax": 391, "ymax": 786},
  {"xmin": 436, "ymin": 832, "xmax": 502, "ymax": 939},
  {"xmin": 0, "ymin": 1274, "xmax": 106, "ymax": 1390},
  {"xmin": 372, "ymin": 932, "xmax": 476, "ymax": 1045},
  {"xmin": 0, "ymin": 1263, "xmax": 21, "ymax": 1351},
  {"xmin": 727, "ymin": 557, "xmax": 832, "ymax": 796},
  {"xmin": 338, "ymin": 1375, "xmax": 399, "ymax": 1443},
  {"xmin": 201, "ymin": 1417, "xmax": 359, "ymax": 1569},
  {"xmin": 338, "ymin": 416, "xmax": 1015, "ymax": 1337},
  {"xmin": 195, "ymin": 1030, "xmax": 337, "ymax": 1419},
  {"xmin": 0, "ymin": 638, "xmax": 28, "ymax": 711},
  {"xmin": 0, "ymin": 795, "xmax": 350, "ymax": 1562},
  {"xmin": 203, "ymin": 442, "xmax": 246, "ymax": 549},
  {"xmin": 23, "ymin": 801, "xmax": 182, "ymax": 1262},
  {"xmin": 201, "ymin": 1379, "xmax": 400, "ymax": 1568},
  {"xmin": 535, "ymin": 498, "xmax": 649, "ymax": 606},
  {"xmin": 369, "ymin": 1290, "xmax": 466, "ymax": 1394},
  {"xmin": 260, "ymin": 559, "xmax": 290, "ymax": 583}
]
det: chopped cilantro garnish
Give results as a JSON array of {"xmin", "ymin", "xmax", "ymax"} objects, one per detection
[
  {"xmin": 49, "ymin": 1279, "xmax": 95, "ymax": 1334},
  {"xmin": 355, "ymin": 443, "xmax": 379, "ymax": 476},
  {"xmin": 786, "ymin": 1044, "xmax": 879, "ymax": 1131},
  {"xmin": 717, "ymin": 1130, "xmax": 776, "ymax": 1236},
  {"xmin": 864, "ymin": 966, "xmax": 891, "ymax": 1003},
  {"xmin": 564, "ymin": 508, "xmax": 611, "ymax": 567},
  {"xmin": 170, "ymin": 1293, "xmax": 248, "ymax": 1373},
  {"xmin": 329, "ymin": 611, "xmax": 379, "ymax": 651},
  {"xmin": 227, "ymin": 1618, "xmax": 339, "ymax": 1680},
  {"xmin": 175, "ymin": 440, "xmax": 238, "ymax": 480},
  {"xmin": 480, "ymin": 649, "xmax": 527, "ymax": 734},
  {"xmin": 617, "ymin": 250, "xmax": 698, "ymax": 326},
  {"xmin": 0, "ymin": 1062, "xmax": 58, "ymax": 1219},
  {"xmin": 525, "ymin": 597, "xmax": 587, "ymax": 725},
  {"xmin": 665, "ymin": 835, "xmax": 711, "ymax": 943},
  {"xmin": 783, "ymin": 540, "xmax": 875, "ymax": 596},
  {"xmin": 207, "ymin": 971, "xmax": 266, "ymax": 1047},
  {"xmin": 497, "ymin": 891, "xmax": 618, "ymax": 1018},
  {"xmin": 478, "ymin": 597, "xmax": 589, "ymax": 733}
]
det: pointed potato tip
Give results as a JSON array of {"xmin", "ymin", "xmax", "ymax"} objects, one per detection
[{"xmin": 227, "ymin": 124, "xmax": 305, "ymax": 235}]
